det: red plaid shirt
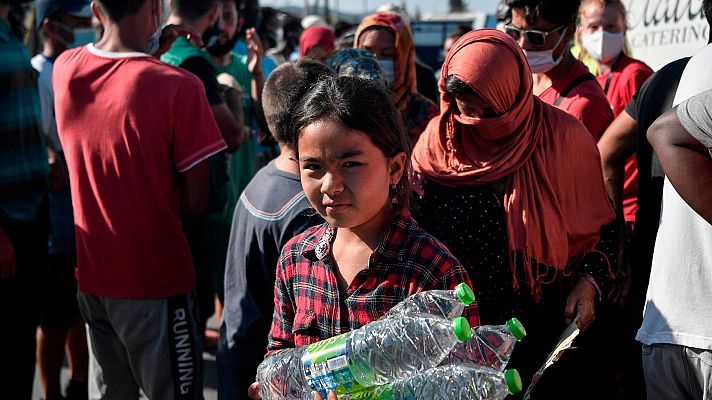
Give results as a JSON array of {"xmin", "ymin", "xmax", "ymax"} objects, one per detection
[{"xmin": 267, "ymin": 209, "xmax": 479, "ymax": 351}]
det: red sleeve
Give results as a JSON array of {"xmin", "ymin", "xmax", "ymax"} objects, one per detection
[
  {"xmin": 172, "ymin": 76, "xmax": 226, "ymax": 172},
  {"xmin": 620, "ymin": 63, "xmax": 653, "ymax": 113},
  {"xmin": 565, "ymin": 91, "xmax": 614, "ymax": 141}
]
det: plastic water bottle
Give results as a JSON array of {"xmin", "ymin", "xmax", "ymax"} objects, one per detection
[
  {"xmin": 256, "ymin": 315, "xmax": 471, "ymax": 400},
  {"xmin": 301, "ymin": 315, "xmax": 472, "ymax": 398},
  {"xmin": 442, "ymin": 317, "xmax": 526, "ymax": 371},
  {"xmin": 385, "ymin": 283, "xmax": 476, "ymax": 320},
  {"xmin": 343, "ymin": 364, "xmax": 522, "ymax": 400},
  {"xmin": 256, "ymin": 347, "xmax": 312, "ymax": 400}
]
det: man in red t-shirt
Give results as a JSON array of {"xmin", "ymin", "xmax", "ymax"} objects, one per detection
[
  {"xmin": 504, "ymin": 0, "xmax": 614, "ymax": 140},
  {"xmin": 53, "ymin": 0, "xmax": 225, "ymax": 397}
]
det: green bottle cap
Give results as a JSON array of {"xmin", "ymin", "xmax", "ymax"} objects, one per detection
[
  {"xmin": 452, "ymin": 317, "xmax": 472, "ymax": 342},
  {"xmin": 454, "ymin": 283, "xmax": 476, "ymax": 306},
  {"xmin": 506, "ymin": 317, "xmax": 527, "ymax": 341},
  {"xmin": 504, "ymin": 369, "xmax": 522, "ymax": 394}
]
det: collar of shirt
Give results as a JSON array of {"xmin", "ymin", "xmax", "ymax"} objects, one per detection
[{"xmin": 302, "ymin": 208, "xmax": 416, "ymax": 265}]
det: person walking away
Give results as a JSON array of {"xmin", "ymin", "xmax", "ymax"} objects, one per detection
[{"xmin": 52, "ymin": 0, "xmax": 226, "ymax": 397}]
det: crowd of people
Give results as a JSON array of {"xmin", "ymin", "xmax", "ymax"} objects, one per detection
[{"xmin": 1, "ymin": 0, "xmax": 711, "ymax": 399}]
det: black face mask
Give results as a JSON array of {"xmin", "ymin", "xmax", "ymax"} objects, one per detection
[
  {"xmin": 206, "ymin": 29, "xmax": 240, "ymax": 57},
  {"xmin": 202, "ymin": 17, "xmax": 221, "ymax": 49}
]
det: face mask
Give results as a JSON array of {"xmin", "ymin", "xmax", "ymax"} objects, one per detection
[
  {"xmin": 453, "ymin": 112, "xmax": 518, "ymax": 141},
  {"xmin": 581, "ymin": 30, "xmax": 625, "ymax": 64},
  {"xmin": 71, "ymin": 27, "xmax": 95, "ymax": 48},
  {"xmin": 274, "ymin": 27, "xmax": 284, "ymax": 45},
  {"xmin": 378, "ymin": 58, "xmax": 396, "ymax": 87},
  {"xmin": 146, "ymin": 0, "xmax": 162, "ymax": 54},
  {"xmin": 522, "ymin": 28, "xmax": 567, "ymax": 74}
]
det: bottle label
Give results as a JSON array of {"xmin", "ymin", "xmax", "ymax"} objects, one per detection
[
  {"xmin": 301, "ymin": 333, "xmax": 367, "ymax": 397},
  {"xmin": 347, "ymin": 385, "xmax": 398, "ymax": 400}
]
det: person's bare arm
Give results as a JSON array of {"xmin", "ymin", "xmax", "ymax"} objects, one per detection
[
  {"xmin": 0, "ymin": 223, "xmax": 16, "ymax": 279},
  {"xmin": 180, "ymin": 160, "xmax": 210, "ymax": 216},
  {"xmin": 211, "ymin": 102, "xmax": 243, "ymax": 153},
  {"xmin": 648, "ymin": 107, "xmax": 712, "ymax": 223},
  {"xmin": 597, "ymin": 111, "xmax": 637, "ymax": 304},
  {"xmin": 246, "ymin": 28, "xmax": 269, "ymax": 137},
  {"xmin": 598, "ymin": 110, "xmax": 638, "ymax": 211}
]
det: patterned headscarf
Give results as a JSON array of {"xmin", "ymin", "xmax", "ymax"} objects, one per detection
[{"xmin": 355, "ymin": 11, "xmax": 417, "ymax": 111}]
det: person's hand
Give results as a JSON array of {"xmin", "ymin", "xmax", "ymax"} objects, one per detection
[
  {"xmin": 48, "ymin": 150, "xmax": 69, "ymax": 192},
  {"xmin": 0, "ymin": 225, "xmax": 16, "ymax": 280},
  {"xmin": 565, "ymin": 277, "xmax": 596, "ymax": 332},
  {"xmin": 247, "ymin": 382, "xmax": 261, "ymax": 399},
  {"xmin": 607, "ymin": 249, "xmax": 632, "ymax": 305},
  {"xmin": 312, "ymin": 390, "xmax": 338, "ymax": 400},
  {"xmin": 246, "ymin": 28, "xmax": 264, "ymax": 76},
  {"xmin": 152, "ymin": 24, "xmax": 204, "ymax": 58}
]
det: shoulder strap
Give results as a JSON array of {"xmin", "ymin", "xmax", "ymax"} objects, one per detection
[{"xmin": 554, "ymin": 73, "xmax": 597, "ymax": 107}]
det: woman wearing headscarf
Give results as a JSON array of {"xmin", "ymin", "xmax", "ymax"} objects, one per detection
[
  {"xmin": 412, "ymin": 30, "xmax": 619, "ymax": 398},
  {"xmin": 298, "ymin": 25, "xmax": 336, "ymax": 64},
  {"xmin": 355, "ymin": 11, "xmax": 438, "ymax": 145}
]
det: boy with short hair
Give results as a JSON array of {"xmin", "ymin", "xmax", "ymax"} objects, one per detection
[
  {"xmin": 218, "ymin": 60, "xmax": 331, "ymax": 400},
  {"xmin": 53, "ymin": 0, "xmax": 224, "ymax": 397}
]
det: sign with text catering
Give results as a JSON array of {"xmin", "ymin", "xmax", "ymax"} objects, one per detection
[{"xmin": 625, "ymin": 0, "xmax": 708, "ymax": 70}]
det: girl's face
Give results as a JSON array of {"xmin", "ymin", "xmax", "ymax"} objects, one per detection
[{"xmin": 298, "ymin": 118, "xmax": 405, "ymax": 232}]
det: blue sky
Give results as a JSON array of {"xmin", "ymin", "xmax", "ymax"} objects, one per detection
[{"xmin": 259, "ymin": 0, "xmax": 502, "ymax": 17}]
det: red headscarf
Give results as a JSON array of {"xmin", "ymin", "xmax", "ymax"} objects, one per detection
[
  {"xmin": 412, "ymin": 30, "xmax": 615, "ymax": 296},
  {"xmin": 354, "ymin": 11, "xmax": 416, "ymax": 112},
  {"xmin": 299, "ymin": 26, "xmax": 336, "ymax": 58}
]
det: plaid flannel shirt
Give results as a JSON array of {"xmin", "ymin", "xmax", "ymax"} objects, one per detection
[{"xmin": 267, "ymin": 209, "xmax": 479, "ymax": 352}]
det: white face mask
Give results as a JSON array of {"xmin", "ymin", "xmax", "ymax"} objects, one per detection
[
  {"xmin": 523, "ymin": 28, "xmax": 567, "ymax": 74},
  {"xmin": 581, "ymin": 30, "xmax": 625, "ymax": 64},
  {"xmin": 378, "ymin": 58, "xmax": 396, "ymax": 87}
]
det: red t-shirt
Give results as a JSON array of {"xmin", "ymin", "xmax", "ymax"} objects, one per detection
[
  {"xmin": 538, "ymin": 60, "xmax": 613, "ymax": 141},
  {"xmin": 54, "ymin": 45, "xmax": 226, "ymax": 298},
  {"xmin": 595, "ymin": 55, "xmax": 653, "ymax": 222}
]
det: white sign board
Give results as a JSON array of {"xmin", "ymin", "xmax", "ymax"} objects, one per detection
[{"xmin": 625, "ymin": 0, "xmax": 708, "ymax": 70}]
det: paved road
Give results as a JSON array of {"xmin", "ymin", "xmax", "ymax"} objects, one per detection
[
  {"xmin": 32, "ymin": 351, "xmax": 219, "ymax": 400},
  {"xmin": 32, "ymin": 316, "xmax": 221, "ymax": 400}
]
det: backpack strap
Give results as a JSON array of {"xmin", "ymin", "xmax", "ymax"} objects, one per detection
[{"xmin": 554, "ymin": 73, "xmax": 597, "ymax": 107}]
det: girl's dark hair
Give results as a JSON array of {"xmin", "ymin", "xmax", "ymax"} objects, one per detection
[
  {"xmin": 444, "ymin": 75, "xmax": 476, "ymax": 98},
  {"xmin": 292, "ymin": 75, "xmax": 412, "ymax": 212}
]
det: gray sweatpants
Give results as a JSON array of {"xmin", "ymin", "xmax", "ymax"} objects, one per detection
[
  {"xmin": 642, "ymin": 343, "xmax": 712, "ymax": 400},
  {"xmin": 78, "ymin": 291, "xmax": 204, "ymax": 400}
]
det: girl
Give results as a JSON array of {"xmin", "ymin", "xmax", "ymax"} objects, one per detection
[{"xmin": 248, "ymin": 76, "xmax": 477, "ymax": 399}]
